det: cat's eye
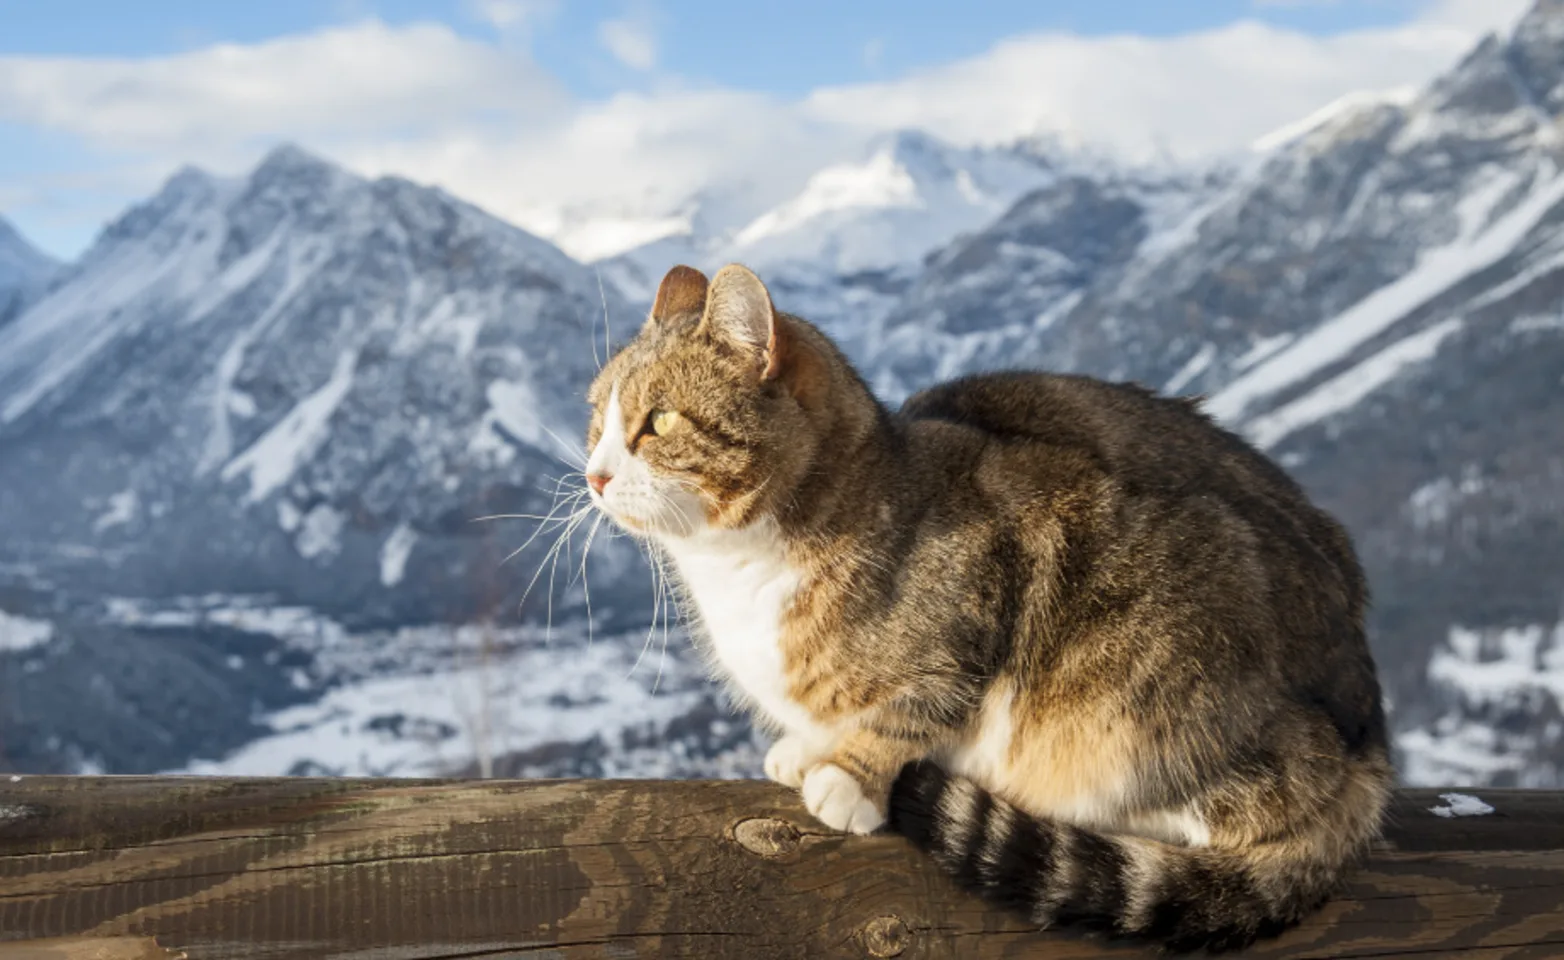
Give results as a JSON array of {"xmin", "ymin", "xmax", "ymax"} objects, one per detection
[{"xmin": 649, "ymin": 409, "xmax": 682, "ymax": 436}]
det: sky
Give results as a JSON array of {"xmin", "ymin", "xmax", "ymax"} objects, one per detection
[{"xmin": 0, "ymin": 0, "xmax": 1536, "ymax": 261}]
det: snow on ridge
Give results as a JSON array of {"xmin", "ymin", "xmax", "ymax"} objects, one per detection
[
  {"xmin": 0, "ymin": 193, "xmax": 229, "ymax": 423},
  {"xmin": 733, "ymin": 149, "xmax": 923, "ymax": 249},
  {"xmin": 1163, "ymin": 343, "xmax": 1216, "ymax": 394},
  {"xmin": 1251, "ymin": 87, "xmax": 1417, "ymax": 154},
  {"xmin": 222, "ymin": 348, "xmax": 359, "ymax": 502},
  {"xmin": 1233, "ymin": 333, "xmax": 1295, "ymax": 372},
  {"xmin": 1207, "ymin": 166, "xmax": 1564, "ymax": 424},
  {"xmin": 721, "ymin": 135, "xmax": 1050, "ymax": 277},
  {"xmin": 1245, "ymin": 316, "xmax": 1464, "ymax": 449}
]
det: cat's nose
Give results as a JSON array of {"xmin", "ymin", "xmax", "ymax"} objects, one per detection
[{"xmin": 587, "ymin": 472, "xmax": 612, "ymax": 495}]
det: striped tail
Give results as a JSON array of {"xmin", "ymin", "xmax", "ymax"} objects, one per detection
[{"xmin": 887, "ymin": 761, "xmax": 1380, "ymax": 953}]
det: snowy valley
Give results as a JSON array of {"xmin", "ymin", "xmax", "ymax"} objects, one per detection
[{"xmin": 2, "ymin": 2, "xmax": 1563, "ymax": 788}]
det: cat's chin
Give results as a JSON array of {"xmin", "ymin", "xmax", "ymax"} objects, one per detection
[{"xmin": 592, "ymin": 505, "xmax": 703, "ymax": 542}]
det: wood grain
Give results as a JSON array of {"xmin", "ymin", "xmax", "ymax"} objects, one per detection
[{"xmin": 0, "ymin": 779, "xmax": 1561, "ymax": 959}]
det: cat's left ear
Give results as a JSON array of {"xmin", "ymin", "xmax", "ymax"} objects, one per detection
[{"xmin": 702, "ymin": 264, "xmax": 786, "ymax": 381}]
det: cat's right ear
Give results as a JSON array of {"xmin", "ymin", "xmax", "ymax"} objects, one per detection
[{"xmin": 648, "ymin": 265, "xmax": 709, "ymax": 326}]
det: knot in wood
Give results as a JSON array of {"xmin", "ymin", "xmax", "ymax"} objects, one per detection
[
  {"xmin": 731, "ymin": 817, "xmax": 801, "ymax": 859},
  {"xmin": 859, "ymin": 915, "xmax": 911, "ymax": 957}
]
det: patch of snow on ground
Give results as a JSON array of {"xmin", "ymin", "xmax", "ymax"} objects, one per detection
[
  {"xmin": 93, "ymin": 490, "xmax": 139, "ymax": 532},
  {"xmin": 0, "ymin": 610, "xmax": 52, "ymax": 652},
  {"xmin": 1407, "ymin": 466, "xmax": 1487, "ymax": 528},
  {"xmin": 1399, "ymin": 621, "xmax": 1564, "ymax": 787},
  {"xmin": 380, "ymin": 523, "xmax": 418, "ymax": 587},
  {"xmin": 175, "ymin": 624, "xmax": 721, "ymax": 778},
  {"xmin": 1430, "ymin": 793, "xmax": 1495, "ymax": 817},
  {"xmin": 105, "ymin": 595, "xmax": 348, "ymax": 650},
  {"xmin": 222, "ymin": 348, "xmax": 359, "ymax": 501},
  {"xmin": 295, "ymin": 505, "xmax": 344, "ymax": 561}
]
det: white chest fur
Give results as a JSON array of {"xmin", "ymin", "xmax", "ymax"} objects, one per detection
[{"xmin": 663, "ymin": 523, "xmax": 824, "ymax": 738}]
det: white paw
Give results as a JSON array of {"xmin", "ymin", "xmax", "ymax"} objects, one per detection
[
  {"xmin": 763, "ymin": 735, "xmax": 819, "ymax": 789},
  {"xmin": 802, "ymin": 763, "xmax": 886, "ymax": 835}
]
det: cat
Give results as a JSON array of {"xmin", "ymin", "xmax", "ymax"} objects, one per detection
[{"xmin": 582, "ymin": 262, "xmax": 1392, "ymax": 951}]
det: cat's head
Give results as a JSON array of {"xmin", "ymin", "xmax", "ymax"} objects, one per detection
[{"xmin": 583, "ymin": 263, "xmax": 837, "ymax": 540}]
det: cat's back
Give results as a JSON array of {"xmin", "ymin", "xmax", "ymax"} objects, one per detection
[
  {"xmin": 900, "ymin": 370, "xmax": 1291, "ymax": 500},
  {"xmin": 898, "ymin": 370, "xmax": 1364, "ymax": 596}
]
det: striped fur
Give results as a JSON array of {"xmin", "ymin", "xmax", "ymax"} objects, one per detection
[{"xmin": 890, "ymin": 762, "xmax": 1386, "ymax": 952}]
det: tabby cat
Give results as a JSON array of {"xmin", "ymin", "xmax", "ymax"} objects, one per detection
[{"xmin": 582, "ymin": 263, "xmax": 1392, "ymax": 951}]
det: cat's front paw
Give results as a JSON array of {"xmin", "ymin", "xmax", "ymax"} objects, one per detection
[
  {"xmin": 763, "ymin": 735, "xmax": 820, "ymax": 788},
  {"xmin": 802, "ymin": 763, "xmax": 885, "ymax": 835}
]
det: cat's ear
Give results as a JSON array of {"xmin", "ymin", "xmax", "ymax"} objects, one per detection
[
  {"xmin": 649, "ymin": 265, "xmax": 709, "ymax": 325},
  {"xmin": 702, "ymin": 264, "xmax": 786, "ymax": 381}
]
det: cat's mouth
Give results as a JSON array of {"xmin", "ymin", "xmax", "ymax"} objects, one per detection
[{"xmin": 588, "ymin": 480, "xmax": 707, "ymax": 540}]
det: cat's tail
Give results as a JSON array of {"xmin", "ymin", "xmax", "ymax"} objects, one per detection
[{"xmin": 886, "ymin": 761, "xmax": 1389, "ymax": 953}]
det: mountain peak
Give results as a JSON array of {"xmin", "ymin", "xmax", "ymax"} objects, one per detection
[
  {"xmin": 1508, "ymin": 0, "xmax": 1564, "ymax": 113},
  {"xmin": 0, "ymin": 216, "xmax": 59, "ymax": 282},
  {"xmin": 251, "ymin": 143, "xmax": 344, "ymax": 181}
]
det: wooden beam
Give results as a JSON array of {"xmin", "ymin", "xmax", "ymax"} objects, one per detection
[{"xmin": 0, "ymin": 778, "xmax": 1561, "ymax": 958}]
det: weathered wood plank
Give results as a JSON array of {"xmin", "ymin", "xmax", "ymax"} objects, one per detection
[{"xmin": 0, "ymin": 779, "xmax": 1561, "ymax": 959}]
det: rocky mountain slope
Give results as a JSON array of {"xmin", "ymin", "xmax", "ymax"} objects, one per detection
[
  {"xmin": 0, "ymin": 215, "xmax": 58, "ymax": 329},
  {"xmin": 0, "ymin": 146, "xmax": 665, "ymax": 773}
]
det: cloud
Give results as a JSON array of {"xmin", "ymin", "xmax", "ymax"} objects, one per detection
[
  {"xmin": 0, "ymin": 20, "xmax": 567, "ymax": 153},
  {"xmin": 598, "ymin": 7, "xmax": 659, "ymax": 71},
  {"xmin": 0, "ymin": 0, "xmax": 1537, "ymax": 260},
  {"xmin": 801, "ymin": 12, "xmax": 1522, "ymax": 161}
]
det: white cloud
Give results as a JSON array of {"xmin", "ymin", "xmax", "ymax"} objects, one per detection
[
  {"xmin": 598, "ymin": 9, "xmax": 659, "ymax": 71},
  {"xmin": 0, "ymin": 0, "xmax": 1539, "ymax": 261},
  {"xmin": 0, "ymin": 20, "xmax": 567, "ymax": 152},
  {"xmin": 801, "ymin": 12, "xmax": 1521, "ymax": 161}
]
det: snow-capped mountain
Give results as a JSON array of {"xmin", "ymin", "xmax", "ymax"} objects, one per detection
[
  {"xmin": 880, "ymin": 0, "xmax": 1564, "ymax": 785},
  {"xmin": 0, "ymin": 145, "xmax": 673, "ymax": 773},
  {"xmin": 3, "ymin": 1, "xmax": 1562, "ymax": 786},
  {"xmin": 599, "ymin": 132, "xmax": 1058, "ymax": 341},
  {"xmin": 0, "ymin": 215, "xmax": 59, "ymax": 329}
]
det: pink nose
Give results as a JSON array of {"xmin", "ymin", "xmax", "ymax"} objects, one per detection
[{"xmin": 587, "ymin": 473, "xmax": 611, "ymax": 495}]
